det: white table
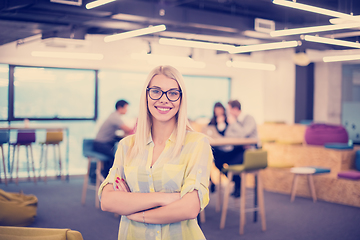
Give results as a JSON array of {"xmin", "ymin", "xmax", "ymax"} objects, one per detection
[{"xmin": 290, "ymin": 167, "xmax": 317, "ymax": 203}]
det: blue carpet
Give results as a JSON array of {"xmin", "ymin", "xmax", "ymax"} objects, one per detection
[{"xmin": 1, "ymin": 177, "xmax": 360, "ymax": 240}]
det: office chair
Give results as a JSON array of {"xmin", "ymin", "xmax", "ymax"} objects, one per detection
[{"xmin": 81, "ymin": 139, "xmax": 110, "ymax": 208}]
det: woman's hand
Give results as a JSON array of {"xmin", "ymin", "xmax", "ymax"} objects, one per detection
[
  {"xmin": 114, "ymin": 176, "xmax": 179, "ymax": 205},
  {"xmin": 114, "ymin": 177, "xmax": 131, "ymax": 192},
  {"xmin": 126, "ymin": 212, "xmax": 141, "ymax": 222},
  {"xmin": 125, "ymin": 192, "xmax": 180, "ymax": 223}
]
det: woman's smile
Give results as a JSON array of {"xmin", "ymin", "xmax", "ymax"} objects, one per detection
[{"xmin": 155, "ymin": 106, "xmax": 172, "ymax": 114}]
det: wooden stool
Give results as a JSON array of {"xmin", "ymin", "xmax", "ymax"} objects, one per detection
[
  {"xmin": 38, "ymin": 131, "xmax": 64, "ymax": 183},
  {"xmin": 10, "ymin": 131, "xmax": 37, "ymax": 185},
  {"xmin": 219, "ymin": 149, "xmax": 268, "ymax": 235}
]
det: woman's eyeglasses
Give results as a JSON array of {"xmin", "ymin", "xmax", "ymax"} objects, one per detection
[{"xmin": 147, "ymin": 88, "xmax": 182, "ymax": 102}]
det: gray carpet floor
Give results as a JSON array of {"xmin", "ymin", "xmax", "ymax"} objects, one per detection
[{"xmin": 1, "ymin": 177, "xmax": 360, "ymax": 240}]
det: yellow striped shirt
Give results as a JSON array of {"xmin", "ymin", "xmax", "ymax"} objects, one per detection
[{"xmin": 98, "ymin": 131, "xmax": 213, "ymax": 240}]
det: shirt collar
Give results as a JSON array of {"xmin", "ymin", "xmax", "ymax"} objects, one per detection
[
  {"xmin": 169, "ymin": 132, "xmax": 176, "ymax": 143},
  {"xmin": 146, "ymin": 131, "xmax": 176, "ymax": 145},
  {"xmin": 146, "ymin": 133, "xmax": 152, "ymax": 145}
]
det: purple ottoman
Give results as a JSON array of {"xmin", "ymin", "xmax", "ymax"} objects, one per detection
[
  {"xmin": 304, "ymin": 123, "xmax": 349, "ymax": 146},
  {"xmin": 338, "ymin": 170, "xmax": 360, "ymax": 180}
]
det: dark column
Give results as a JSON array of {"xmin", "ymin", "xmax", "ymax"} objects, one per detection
[{"xmin": 295, "ymin": 63, "xmax": 314, "ymax": 123}]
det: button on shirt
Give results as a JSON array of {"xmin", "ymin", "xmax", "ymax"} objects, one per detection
[{"xmin": 98, "ymin": 131, "xmax": 213, "ymax": 240}]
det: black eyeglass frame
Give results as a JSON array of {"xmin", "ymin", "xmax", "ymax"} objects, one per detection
[{"xmin": 146, "ymin": 87, "xmax": 182, "ymax": 102}]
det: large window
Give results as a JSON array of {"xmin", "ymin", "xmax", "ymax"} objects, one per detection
[
  {"xmin": 98, "ymin": 70, "xmax": 146, "ymax": 122},
  {"xmin": 184, "ymin": 75, "xmax": 230, "ymax": 120},
  {"xmin": 1, "ymin": 65, "xmax": 230, "ymax": 176},
  {"xmin": 0, "ymin": 64, "xmax": 8, "ymax": 121},
  {"xmin": 12, "ymin": 66, "xmax": 96, "ymax": 120}
]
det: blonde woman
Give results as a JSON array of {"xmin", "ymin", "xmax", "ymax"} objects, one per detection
[{"xmin": 98, "ymin": 65, "xmax": 213, "ymax": 240}]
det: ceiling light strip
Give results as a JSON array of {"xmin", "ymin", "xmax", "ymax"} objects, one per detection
[
  {"xmin": 159, "ymin": 38, "xmax": 235, "ymax": 52},
  {"xmin": 329, "ymin": 17, "xmax": 360, "ymax": 25},
  {"xmin": 273, "ymin": 0, "xmax": 355, "ymax": 20},
  {"xmin": 323, "ymin": 55, "xmax": 360, "ymax": 62},
  {"xmin": 159, "ymin": 38, "xmax": 298, "ymax": 53},
  {"xmin": 131, "ymin": 53, "xmax": 206, "ymax": 68},
  {"xmin": 31, "ymin": 51, "xmax": 104, "ymax": 60},
  {"xmin": 86, "ymin": 0, "xmax": 116, "ymax": 9},
  {"xmin": 323, "ymin": 31, "xmax": 360, "ymax": 39},
  {"xmin": 229, "ymin": 41, "xmax": 299, "ymax": 54},
  {"xmin": 104, "ymin": 25, "xmax": 166, "ymax": 42},
  {"xmin": 304, "ymin": 35, "xmax": 360, "ymax": 49},
  {"xmin": 226, "ymin": 60, "xmax": 276, "ymax": 71},
  {"xmin": 270, "ymin": 22, "xmax": 360, "ymax": 37}
]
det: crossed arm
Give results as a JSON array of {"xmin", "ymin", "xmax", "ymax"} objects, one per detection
[{"xmin": 100, "ymin": 178, "xmax": 201, "ymax": 224}]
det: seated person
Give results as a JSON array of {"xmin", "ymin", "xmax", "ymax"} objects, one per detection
[
  {"xmin": 208, "ymin": 102, "xmax": 228, "ymax": 136},
  {"xmin": 92, "ymin": 100, "xmax": 133, "ymax": 179},
  {"xmin": 225, "ymin": 100, "xmax": 259, "ymax": 144},
  {"xmin": 208, "ymin": 102, "xmax": 228, "ymax": 192},
  {"xmin": 212, "ymin": 100, "xmax": 259, "ymax": 198}
]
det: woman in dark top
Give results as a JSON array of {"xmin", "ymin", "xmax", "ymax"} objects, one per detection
[
  {"xmin": 208, "ymin": 102, "xmax": 228, "ymax": 193},
  {"xmin": 208, "ymin": 102, "xmax": 228, "ymax": 136}
]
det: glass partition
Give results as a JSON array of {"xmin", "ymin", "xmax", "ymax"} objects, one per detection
[{"xmin": 342, "ymin": 64, "xmax": 360, "ymax": 144}]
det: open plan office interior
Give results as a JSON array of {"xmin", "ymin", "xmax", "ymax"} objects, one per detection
[{"xmin": 0, "ymin": 1, "xmax": 360, "ymax": 239}]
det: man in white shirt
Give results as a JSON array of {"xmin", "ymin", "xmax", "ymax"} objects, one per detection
[{"xmin": 225, "ymin": 100, "xmax": 259, "ymax": 141}]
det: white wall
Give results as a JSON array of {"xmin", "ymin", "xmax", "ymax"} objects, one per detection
[
  {"xmin": 0, "ymin": 34, "xmax": 299, "ymax": 124},
  {"xmin": 263, "ymin": 49, "xmax": 296, "ymax": 124}
]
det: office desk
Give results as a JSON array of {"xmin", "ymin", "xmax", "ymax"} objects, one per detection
[
  {"xmin": 0, "ymin": 126, "xmax": 70, "ymax": 180},
  {"xmin": 209, "ymin": 137, "xmax": 258, "ymax": 147}
]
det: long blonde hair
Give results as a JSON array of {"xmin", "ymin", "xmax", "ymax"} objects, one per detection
[{"xmin": 128, "ymin": 65, "xmax": 193, "ymax": 161}]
